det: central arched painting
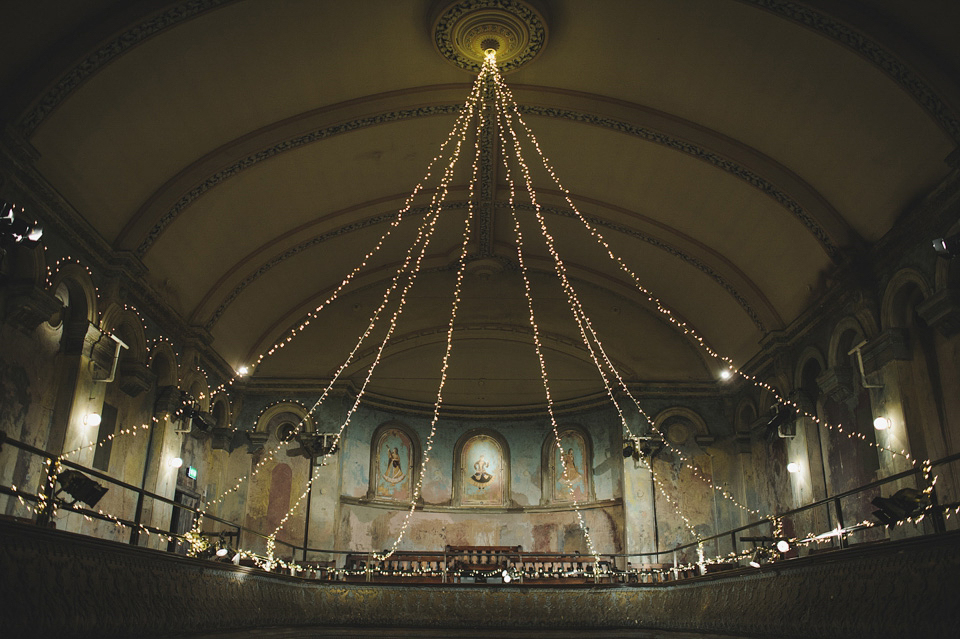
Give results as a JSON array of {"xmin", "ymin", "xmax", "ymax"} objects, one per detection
[{"xmin": 461, "ymin": 434, "xmax": 503, "ymax": 505}]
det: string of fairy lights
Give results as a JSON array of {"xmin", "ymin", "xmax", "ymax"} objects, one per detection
[{"xmin": 19, "ymin": 48, "xmax": 949, "ymax": 580}]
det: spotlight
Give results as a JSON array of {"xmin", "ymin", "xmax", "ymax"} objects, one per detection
[
  {"xmin": 169, "ymin": 456, "xmax": 183, "ymax": 469},
  {"xmin": 216, "ymin": 547, "xmax": 229, "ymax": 558},
  {"xmin": 748, "ymin": 548, "xmax": 767, "ymax": 568},
  {"xmin": 0, "ymin": 201, "xmax": 43, "ymax": 249},
  {"xmin": 83, "ymin": 412, "xmax": 102, "ymax": 428},
  {"xmin": 933, "ymin": 233, "xmax": 960, "ymax": 258},
  {"xmin": 719, "ymin": 369, "xmax": 732, "ymax": 381},
  {"xmin": 873, "ymin": 416, "xmax": 890, "ymax": 431},
  {"xmin": 776, "ymin": 539, "xmax": 791, "ymax": 553},
  {"xmin": 622, "ymin": 439, "xmax": 636, "ymax": 459},
  {"xmin": 56, "ymin": 469, "xmax": 108, "ymax": 508},
  {"xmin": 871, "ymin": 488, "xmax": 930, "ymax": 525},
  {"xmin": 501, "ymin": 569, "xmax": 512, "ymax": 583},
  {"xmin": 787, "ymin": 462, "xmax": 800, "ymax": 473},
  {"xmin": 765, "ymin": 404, "xmax": 795, "ymax": 438},
  {"xmin": 237, "ymin": 365, "xmax": 249, "ymax": 377}
]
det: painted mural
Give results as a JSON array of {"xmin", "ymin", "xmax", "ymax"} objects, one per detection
[
  {"xmin": 375, "ymin": 428, "xmax": 413, "ymax": 501},
  {"xmin": 461, "ymin": 435, "xmax": 503, "ymax": 505},
  {"xmin": 554, "ymin": 431, "xmax": 588, "ymax": 502}
]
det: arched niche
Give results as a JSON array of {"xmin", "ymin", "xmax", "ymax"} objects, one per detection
[
  {"xmin": 149, "ymin": 344, "xmax": 179, "ymax": 387},
  {"xmin": 255, "ymin": 401, "xmax": 315, "ymax": 439},
  {"xmin": 366, "ymin": 421, "xmax": 421, "ymax": 503},
  {"xmin": 540, "ymin": 424, "xmax": 593, "ymax": 505},
  {"xmin": 881, "ymin": 268, "xmax": 932, "ymax": 330},
  {"xmin": 653, "ymin": 407, "xmax": 712, "ymax": 447},
  {"xmin": 99, "ymin": 304, "xmax": 153, "ymax": 397},
  {"xmin": 794, "ymin": 347, "xmax": 826, "ymax": 411},
  {"xmin": 100, "ymin": 305, "xmax": 146, "ymax": 361},
  {"xmin": 452, "ymin": 429, "xmax": 510, "ymax": 508},
  {"xmin": 210, "ymin": 396, "xmax": 230, "ymax": 431},
  {"xmin": 826, "ymin": 316, "xmax": 869, "ymax": 371},
  {"xmin": 181, "ymin": 372, "xmax": 210, "ymax": 413},
  {"xmin": 47, "ymin": 264, "xmax": 97, "ymax": 353},
  {"xmin": 735, "ymin": 399, "xmax": 758, "ymax": 434}
]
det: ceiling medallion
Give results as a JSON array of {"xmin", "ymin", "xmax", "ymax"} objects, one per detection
[{"xmin": 432, "ymin": 0, "xmax": 548, "ymax": 73}]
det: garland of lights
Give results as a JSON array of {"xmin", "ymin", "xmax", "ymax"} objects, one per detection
[
  {"xmin": 263, "ymin": 72, "xmax": 488, "ymax": 562},
  {"xmin": 31, "ymin": 46, "xmax": 949, "ymax": 577}
]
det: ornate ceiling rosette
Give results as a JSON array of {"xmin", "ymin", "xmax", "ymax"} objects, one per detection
[{"xmin": 432, "ymin": 0, "xmax": 548, "ymax": 73}]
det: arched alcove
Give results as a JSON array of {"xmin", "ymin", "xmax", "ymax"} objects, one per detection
[
  {"xmin": 452, "ymin": 429, "xmax": 511, "ymax": 507},
  {"xmin": 366, "ymin": 421, "xmax": 421, "ymax": 503},
  {"xmin": 540, "ymin": 424, "xmax": 593, "ymax": 505}
]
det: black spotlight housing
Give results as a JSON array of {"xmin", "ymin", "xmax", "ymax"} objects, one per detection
[
  {"xmin": 871, "ymin": 487, "xmax": 930, "ymax": 525},
  {"xmin": 622, "ymin": 440, "xmax": 636, "ymax": 458},
  {"xmin": 56, "ymin": 469, "xmax": 108, "ymax": 508},
  {"xmin": 933, "ymin": 233, "xmax": 960, "ymax": 258}
]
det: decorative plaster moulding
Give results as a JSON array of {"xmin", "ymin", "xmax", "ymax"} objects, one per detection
[{"xmin": 432, "ymin": 0, "xmax": 548, "ymax": 73}]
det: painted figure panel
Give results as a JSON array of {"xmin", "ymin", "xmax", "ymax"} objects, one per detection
[
  {"xmin": 554, "ymin": 431, "xmax": 587, "ymax": 502},
  {"xmin": 462, "ymin": 435, "xmax": 503, "ymax": 505},
  {"xmin": 376, "ymin": 429, "xmax": 412, "ymax": 500}
]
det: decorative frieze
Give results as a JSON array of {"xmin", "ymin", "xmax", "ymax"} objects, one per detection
[
  {"xmin": 2, "ymin": 280, "xmax": 61, "ymax": 333},
  {"xmin": 860, "ymin": 328, "xmax": 910, "ymax": 373},
  {"xmin": 245, "ymin": 431, "xmax": 269, "ymax": 454},
  {"xmin": 917, "ymin": 288, "xmax": 960, "ymax": 337},
  {"xmin": 116, "ymin": 359, "xmax": 154, "ymax": 397},
  {"xmin": 817, "ymin": 365, "xmax": 855, "ymax": 403}
]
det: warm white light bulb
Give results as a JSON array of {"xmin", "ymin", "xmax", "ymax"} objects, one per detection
[
  {"xmin": 720, "ymin": 369, "xmax": 732, "ymax": 380},
  {"xmin": 169, "ymin": 456, "xmax": 183, "ymax": 469},
  {"xmin": 237, "ymin": 365, "xmax": 249, "ymax": 376},
  {"xmin": 787, "ymin": 462, "xmax": 800, "ymax": 473},
  {"xmin": 83, "ymin": 413, "xmax": 102, "ymax": 428},
  {"xmin": 873, "ymin": 416, "xmax": 890, "ymax": 431}
]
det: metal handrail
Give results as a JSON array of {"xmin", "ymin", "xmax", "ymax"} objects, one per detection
[{"xmin": 2, "ymin": 431, "xmax": 956, "ymax": 574}]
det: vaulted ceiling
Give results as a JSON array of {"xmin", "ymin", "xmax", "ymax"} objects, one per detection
[{"xmin": 3, "ymin": 0, "xmax": 959, "ymax": 411}]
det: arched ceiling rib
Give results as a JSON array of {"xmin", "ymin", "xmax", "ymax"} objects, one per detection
[{"xmin": 4, "ymin": 0, "xmax": 960, "ymax": 410}]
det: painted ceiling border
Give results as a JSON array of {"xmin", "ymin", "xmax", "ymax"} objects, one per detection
[
  {"xmin": 13, "ymin": 0, "xmax": 959, "ymax": 147},
  {"xmin": 134, "ymin": 104, "xmax": 837, "ymax": 264}
]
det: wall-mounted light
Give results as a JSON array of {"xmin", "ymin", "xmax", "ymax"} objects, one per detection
[
  {"xmin": 169, "ymin": 456, "xmax": 183, "ymax": 469},
  {"xmin": 236, "ymin": 365, "xmax": 249, "ymax": 377},
  {"xmin": 787, "ymin": 462, "xmax": 800, "ymax": 473},
  {"xmin": 83, "ymin": 412, "xmax": 102, "ymax": 428},
  {"xmin": 719, "ymin": 369, "xmax": 732, "ymax": 381},
  {"xmin": 873, "ymin": 416, "xmax": 890, "ymax": 431}
]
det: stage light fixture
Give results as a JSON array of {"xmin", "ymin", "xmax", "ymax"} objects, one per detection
[
  {"xmin": 776, "ymin": 539, "xmax": 790, "ymax": 553},
  {"xmin": 0, "ymin": 201, "xmax": 43, "ymax": 249},
  {"xmin": 622, "ymin": 439, "xmax": 636, "ymax": 458},
  {"xmin": 873, "ymin": 416, "xmax": 890, "ymax": 431},
  {"xmin": 83, "ymin": 412, "xmax": 102, "ymax": 428},
  {"xmin": 56, "ymin": 469, "xmax": 108, "ymax": 508},
  {"xmin": 787, "ymin": 462, "xmax": 800, "ymax": 473},
  {"xmin": 871, "ymin": 487, "xmax": 930, "ymax": 525},
  {"xmin": 933, "ymin": 233, "xmax": 960, "ymax": 258},
  {"xmin": 169, "ymin": 456, "xmax": 183, "ymax": 469},
  {"xmin": 748, "ymin": 548, "xmax": 766, "ymax": 568}
]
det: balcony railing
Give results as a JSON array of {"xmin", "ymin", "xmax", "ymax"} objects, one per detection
[{"xmin": 1, "ymin": 430, "xmax": 956, "ymax": 584}]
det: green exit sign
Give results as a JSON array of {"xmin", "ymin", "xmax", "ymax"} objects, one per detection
[{"xmin": 186, "ymin": 466, "xmax": 198, "ymax": 480}]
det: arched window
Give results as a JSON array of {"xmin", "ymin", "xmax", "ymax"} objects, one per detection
[
  {"xmin": 453, "ymin": 429, "xmax": 510, "ymax": 507},
  {"xmin": 541, "ymin": 426, "xmax": 592, "ymax": 504},
  {"xmin": 367, "ymin": 422, "xmax": 420, "ymax": 502}
]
